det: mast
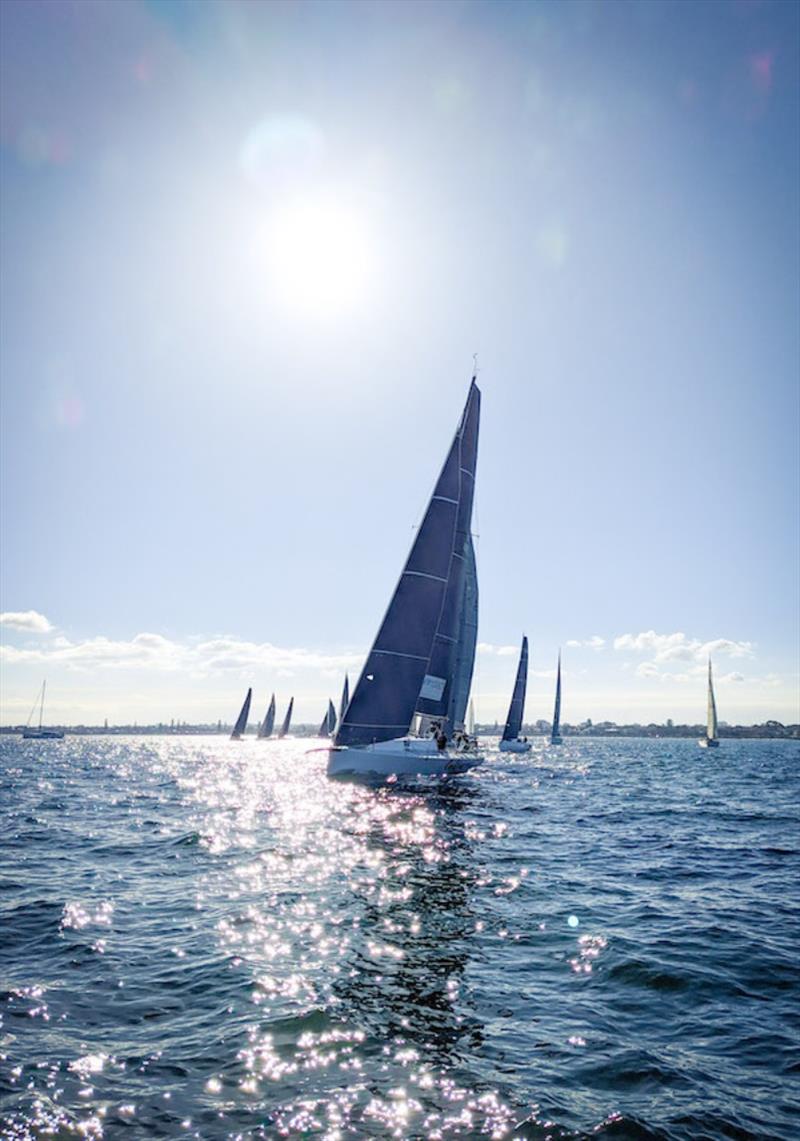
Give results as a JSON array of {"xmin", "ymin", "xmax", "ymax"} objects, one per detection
[
  {"xmin": 501, "ymin": 636, "xmax": 528, "ymax": 741},
  {"xmin": 40, "ymin": 680, "xmax": 46, "ymax": 731}
]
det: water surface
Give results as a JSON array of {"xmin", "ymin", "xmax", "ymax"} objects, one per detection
[{"xmin": 1, "ymin": 736, "xmax": 798, "ymax": 1139}]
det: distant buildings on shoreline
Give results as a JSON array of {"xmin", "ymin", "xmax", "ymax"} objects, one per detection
[{"xmin": 1, "ymin": 719, "xmax": 797, "ymax": 739}]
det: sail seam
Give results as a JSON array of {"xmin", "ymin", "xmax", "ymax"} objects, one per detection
[
  {"xmin": 403, "ymin": 570, "xmax": 448, "ymax": 583},
  {"xmin": 372, "ymin": 649, "xmax": 429, "ymax": 661}
]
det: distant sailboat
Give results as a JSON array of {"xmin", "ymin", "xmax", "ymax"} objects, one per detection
[
  {"xmin": 278, "ymin": 697, "xmax": 294, "ymax": 739},
  {"xmin": 21, "ymin": 680, "xmax": 64, "ymax": 740},
  {"xmin": 257, "ymin": 693, "xmax": 276, "ymax": 739},
  {"xmin": 230, "ymin": 687, "xmax": 252, "ymax": 740},
  {"xmin": 467, "ymin": 698, "xmax": 476, "ymax": 737},
  {"xmin": 698, "ymin": 659, "xmax": 720, "ymax": 748},
  {"xmin": 550, "ymin": 651, "xmax": 563, "ymax": 745},
  {"xmin": 499, "ymin": 636, "xmax": 532, "ymax": 753},
  {"xmin": 328, "ymin": 375, "xmax": 483, "ymax": 778},
  {"xmin": 319, "ymin": 699, "xmax": 337, "ymax": 737}
]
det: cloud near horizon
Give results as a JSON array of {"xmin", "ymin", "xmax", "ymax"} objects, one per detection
[
  {"xmin": 477, "ymin": 642, "xmax": 520, "ymax": 657},
  {"xmin": 566, "ymin": 636, "xmax": 605, "ymax": 650},
  {"xmin": 614, "ymin": 630, "xmax": 754, "ymax": 663},
  {"xmin": 0, "ymin": 630, "xmax": 363, "ymax": 676},
  {"xmin": 0, "ymin": 609, "xmax": 53, "ymax": 633}
]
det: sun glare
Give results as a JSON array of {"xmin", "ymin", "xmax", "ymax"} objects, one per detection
[{"xmin": 266, "ymin": 199, "xmax": 374, "ymax": 318}]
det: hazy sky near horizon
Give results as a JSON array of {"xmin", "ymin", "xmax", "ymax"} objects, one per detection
[{"xmin": 1, "ymin": 0, "xmax": 798, "ymax": 726}]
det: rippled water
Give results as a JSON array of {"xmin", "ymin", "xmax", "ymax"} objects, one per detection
[{"xmin": 1, "ymin": 736, "xmax": 798, "ymax": 1140}]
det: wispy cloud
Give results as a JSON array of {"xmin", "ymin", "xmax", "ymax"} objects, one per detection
[
  {"xmin": 566, "ymin": 636, "xmax": 605, "ymax": 650},
  {"xmin": 614, "ymin": 630, "xmax": 754, "ymax": 663},
  {"xmin": 477, "ymin": 642, "xmax": 520, "ymax": 657},
  {"xmin": 0, "ymin": 631, "xmax": 363, "ymax": 676},
  {"xmin": 0, "ymin": 610, "xmax": 53, "ymax": 634}
]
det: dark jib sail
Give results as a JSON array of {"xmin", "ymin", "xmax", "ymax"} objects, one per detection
[
  {"xmin": 339, "ymin": 675, "xmax": 350, "ymax": 724},
  {"xmin": 278, "ymin": 697, "xmax": 294, "ymax": 738},
  {"xmin": 258, "ymin": 694, "xmax": 276, "ymax": 739},
  {"xmin": 335, "ymin": 379, "xmax": 480, "ymax": 749},
  {"xmin": 446, "ymin": 531, "xmax": 478, "ymax": 730},
  {"xmin": 502, "ymin": 636, "xmax": 528, "ymax": 741},
  {"xmin": 231, "ymin": 687, "xmax": 252, "ymax": 739}
]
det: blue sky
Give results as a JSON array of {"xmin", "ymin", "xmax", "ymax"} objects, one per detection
[{"xmin": 1, "ymin": 0, "xmax": 798, "ymax": 726}]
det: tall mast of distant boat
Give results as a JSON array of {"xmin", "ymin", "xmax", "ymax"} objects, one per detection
[{"xmin": 21, "ymin": 680, "xmax": 64, "ymax": 740}]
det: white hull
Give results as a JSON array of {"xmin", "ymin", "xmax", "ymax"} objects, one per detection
[
  {"xmin": 549, "ymin": 735, "xmax": 563, "ymax": 746},
  {"xmin": 498, "ymin": 738, "xmax": 531, "ymax": 754},
  {"xmin": 698, "ymin": 738, "xmax": 719, "ymax": 748},
  {"xmin": 327, "ymin": 737, "xmax": 483, "ymax": 779}
]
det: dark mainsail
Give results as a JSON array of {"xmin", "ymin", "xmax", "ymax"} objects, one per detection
[
  {"xmin": 502, "ymin": 636, "xmax": 528, "ymax": 741},
  {"xmin": 319, "ymin": 699, "xmax": 337, "ymax": 737},
  {"xmin": 446, "ymin": 531, "xmax": 479, "ymax": 730},
  {"xmin": 231, "ymin": 687, "xmax": 252, "ymax": 740},
  {"xmin": 335, "ymin": 379, "xmax": 480, "ymax": 749},
  {"xmin": 551, "ymin": 652, "xmax": 562, "ymax": 742},
  {"xmin": 258, "ymin": 693, "xmax": 276, "ymax": 739},
  {"xmin": 278, "ymin": 697, "xmax": 294, "ymax": 738},
  {"xmin": 416, "ymin": 382, "xmax": 480, "ymax": 725}
]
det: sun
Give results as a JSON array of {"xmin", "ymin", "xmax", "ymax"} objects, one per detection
[{"xmin": 266, "ymin": 197, "xmax": 374, "ymax": 318}]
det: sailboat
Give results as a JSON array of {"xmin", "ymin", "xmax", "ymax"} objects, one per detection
[
  {"xmin": 319, "ymin": 699, "xmax": 337, "ymax": 737},
  {"xmin": 698, "ymin": 659, "xmax": 720, "ymax": 748},
  {"xmin": 230, "ymin": 687, "xmax": 252, "ymax": 740},
  {"xmin": 278, "ymin": 697, "xmax": 294, "ymax": 739},
  {"xmin": 498, "ymin": 635, "xmax": 531, "ymax": 753},
  {"xmin": 328, "ymin": 375, "xmax": 483, "ymax": 778},
  {"xmin": 21, "ymin": 680, "xmax": 64, "ymax": 739},
  {"xmin": 466, "ymin": 698, "xmax": 476, "ymax": 737},
  {"xmin": 257, "ymin": 693, "xmax": 276, "ymax": 739},
  {"xmin": 550, "ymin": 651, "xmax": 563, "ymax": 745}
]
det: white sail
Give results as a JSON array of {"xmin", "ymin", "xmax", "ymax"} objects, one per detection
[
  {"xmin": 707, "ymin": 659, "xmax": 718, "ymax": 740},
  {"xmin": 467, "ymin": 698, "xmax": 475, "ymax": 736}
]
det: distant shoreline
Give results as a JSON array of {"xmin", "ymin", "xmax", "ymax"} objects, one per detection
[{"xmin": 1, "ymin": 723, "xmax": 797, "ymax": 740}]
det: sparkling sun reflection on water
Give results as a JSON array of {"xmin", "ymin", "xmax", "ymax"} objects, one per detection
[{"xmin": 1, "ymin": 736, "xmax": 798, "ymax": 1139}]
